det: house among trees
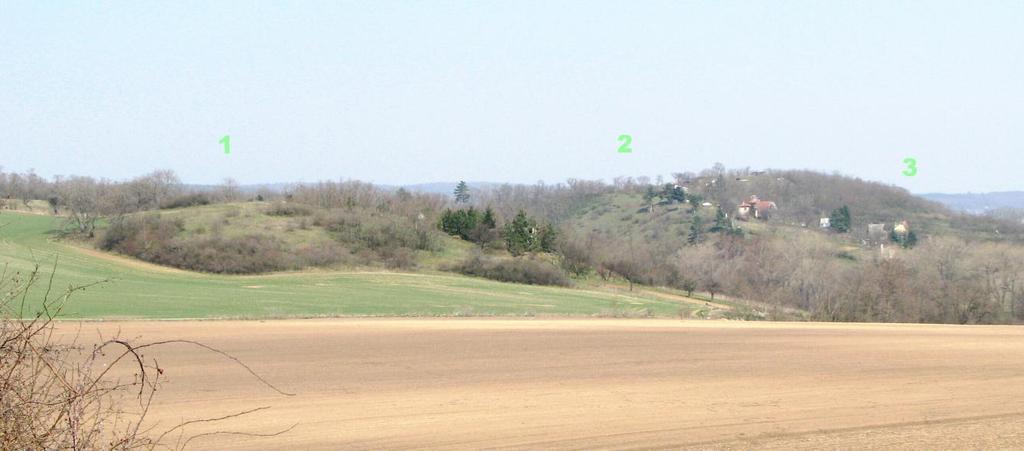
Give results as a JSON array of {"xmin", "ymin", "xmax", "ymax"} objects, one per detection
[
  {"xmin": 819, "ymin": 217, "xmax": 831, "ymax": 228},
  {"xmin": 890, "ymin": 220, "xmax": 917, "ymax": 248},
  {"xmin": 737, "ymin": 195, "xmax": 777, "ymax": 220},
  {"xmin": 894, "ymin": 220, "xmax": 909, "ymax": 235}
]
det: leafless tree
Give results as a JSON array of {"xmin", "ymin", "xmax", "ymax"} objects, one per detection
[
  {"xmin": 217, "ymin": 178, "xmax": 242, "ymax": 203},
  {"xmin": 57, "ymin": 176, "xmax": 106, "ymax": 237}
]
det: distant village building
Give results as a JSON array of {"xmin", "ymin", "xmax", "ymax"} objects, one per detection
[
  {"xmin": 701, "ymin": 201, "xmax": 713, "ymax": 207},
  {"xmin": 819, "ymin": 217, "xmax": 831, "ymax": 228},
  {"xmin": 737, "ymin": 195, "xmax": 777, "ymax": 220},
  {"xmin": 868, "ymin": 223, "xmax": 887, "ymax": 242}
]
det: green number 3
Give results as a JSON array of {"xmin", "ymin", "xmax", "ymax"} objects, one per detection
[
  {"xmin": 617, "ymin": 134, "xmax": 632, "ymax": 153},
  {"xmin": 902, "ymin": 158, "xmax": 917, "ymax": 176}
]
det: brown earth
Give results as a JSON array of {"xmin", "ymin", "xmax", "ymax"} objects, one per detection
[{"xmin": 67, "ymin": 319, "xmax": 1024, "ymax": 450}]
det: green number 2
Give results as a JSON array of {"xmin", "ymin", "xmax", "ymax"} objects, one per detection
[
  {"xmin": 617, "ymin": 134, "xmax": 632, "ymax": 153},
  {"xmin": 220, "ymin": 135, "xmax": 230, "ymax": 154},
  {"xmin": 902, "ymin": 157, "xmax": 917, "ymax": 176}
]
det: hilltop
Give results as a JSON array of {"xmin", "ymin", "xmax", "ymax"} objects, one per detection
[{"xmin": 563, "ymin": 170, "xmax": 1024, "ymax": 242}]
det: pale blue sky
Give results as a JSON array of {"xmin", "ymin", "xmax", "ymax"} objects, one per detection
[{"xmin": 1, "ymin": 1, "xmax": 1021, "ymax": 192}]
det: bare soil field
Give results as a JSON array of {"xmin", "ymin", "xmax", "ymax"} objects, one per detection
[{"xmin": 68, "ymin": 319, "xmax": 1024, "ymax": 449}]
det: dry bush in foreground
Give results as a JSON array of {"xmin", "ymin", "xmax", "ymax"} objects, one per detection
[{"xmin": 1, "ymin": 260, "xmax": 295, "ymax": 449}]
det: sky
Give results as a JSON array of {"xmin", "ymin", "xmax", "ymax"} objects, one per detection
[{"xmin": 1, "ymin": 1, "xmax": 1022, "ymax": 193}]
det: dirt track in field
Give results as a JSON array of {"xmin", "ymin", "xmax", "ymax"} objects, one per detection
[{"xmin": 70, "ymin": 319, "xmax": 1024, "ymax": 449}]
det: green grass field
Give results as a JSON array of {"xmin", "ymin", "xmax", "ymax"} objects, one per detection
[{"xmin": 0, "ymin": 212, "xmax": 692, "ymax": 319}]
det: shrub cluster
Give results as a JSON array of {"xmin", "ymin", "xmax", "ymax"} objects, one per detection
[
  {"xmin": 504, "ymin": 210, "xmax": 556, "ymax": 256},
  {"xmin": 448, "ymin": 254, "xmax": 570, "ymax": 286},
  {"xmin": 439, "ymin": 207, "xmax": 496, "ymax": 240},
  {"xmin": 167, "ymin": 235, "xmax": 297, "ymax": 273},
  {"xmin": 99, "ymin": 214, "xmax": 344, "ymax": 273},
  {"xmin": 265, "ymin": 201, "xmax": 314, "ymax": 217},
  {"xmin": 98, "ymin": 214, "xmax": 183, "ymax": 253},
  {"xmin": 315, "ymin": 210, "xmax": 440, "ymax": 269},
  {"xmin": 159, "ymin": 192, "xmax": 211, "ymax": 209}
]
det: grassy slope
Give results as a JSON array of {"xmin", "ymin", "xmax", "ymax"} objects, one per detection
[
  {"xmin": 0, "ymin": 212, "xmax": 691, "ymax": 319},
  {"xmin": 136, "ymin": 201, "xmax": 482, "ymax": 271},
  {"xmin": 157, "ymin": 202, "xmax": 335, "ymax": 248}
]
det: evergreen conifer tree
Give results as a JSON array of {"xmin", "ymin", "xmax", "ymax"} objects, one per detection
[
  {"xmin": 481, "ymin": 206, "xmax": 496, "ymax": 228},
  {"xmin": 453, "ymin": 181, "xmax": 471, "ymax": 204},
  {"xmin": 504, "ymin": 210, "xmax": 535, "ymax": 256},
  {"xmin": 709, "ymin": 206, "xmax": 730, "ymax": 233},
  {"xmin": 829, "ymin": 206, "xmax": 851, "ymax": 233},
  {"xmin": 688, "ymin": 215, "xmax": 705, "ymax": 245}
]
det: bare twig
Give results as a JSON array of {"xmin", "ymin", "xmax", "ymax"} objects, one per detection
[
  {"xmin": 135, "ymin": 340, "xmax": 295, "ymax": 396},
  {"xmin": 181, "ymin": 423, "xmax": 299, "ymax": 449},
  {"xmin": 2, "ymin": 259, "xmax": 296, "ymax": 450}
]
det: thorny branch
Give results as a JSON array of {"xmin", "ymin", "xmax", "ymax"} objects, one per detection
[{"xmin": 1, "ymin": 259, "xmax": 296, "ymax": 449}]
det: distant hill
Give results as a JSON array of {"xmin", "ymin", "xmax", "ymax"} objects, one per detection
[
  {"xmin": 181, "ymin": 181, "xmax": 505, "ymax": 196},
  {"xmin": 398, "ymin": 181, "xmax": 504, "ymax": 195},
  {"xmin": 183, "ymin": 182, "xmax": 291, "ymax": 194},
  {"xmin": 920, "ymin": 191, "xmax": 1024, "ymax": 214}
]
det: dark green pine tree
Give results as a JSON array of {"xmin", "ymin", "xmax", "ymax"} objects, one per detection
[
  {"xmin": 687, "ymin": 193, "xmax": 704, "ymax": 212},
  {"xmin": 481, "ymin": 206, "xmax": 496, "ymax": 229},
  {"xmin": 890, "ymin": 228, "xmax": 916, "ymax": 249},
  {"xmin": 663, "ymin": 184, "xmax": 686, "ymax": 203},
  {"xmin": 537, "ymin": 223, "xmax": 557, "ymax": 252},
  {"xmin": 461, "ymin": 207, "xmax": 480, "ymax": 240},
  {"xmin": 438, "ymin": 207, "xmax": 480, "ymax": 240},
  {"xmin": 903, "ymin": 230, "xmax": 918, "ymax": 249},
  {"xmin": 453, "ymin": 181, "xmax": 471, "ymax": 204},
  {"xmin": 687, "ymin": 215, "xmax": 705, "ymax": 245},
  {"xmin": 829, "ymin": 205, "xmax": 851, "ymax": 233},
  {"xmin": 439, "ymin": 208, "xmax": 457, "ymax": 235},
  {"xmin": 643, "ymin": 186, "xmax": 658, "ymax": 212},
  {"xmin": 709, "ymin": 206, "xmax": 730, "ymax": 233},
  {"xmin": 504, "ymin": 210, "xmax": 535, "ymax": 256}
]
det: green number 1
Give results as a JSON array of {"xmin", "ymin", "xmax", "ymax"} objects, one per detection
[
  {"xmin": 220, "ymin": 135, "xmax": 230, "ymax": 154},
  {"xmin": 902, "ymin": 157, "xmax": 916, "ymax": 176}
]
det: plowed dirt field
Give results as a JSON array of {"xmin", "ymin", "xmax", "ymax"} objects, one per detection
[{"xmin": 69, "ymin": 319, "xmax": 1024, "ymax": 449}]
